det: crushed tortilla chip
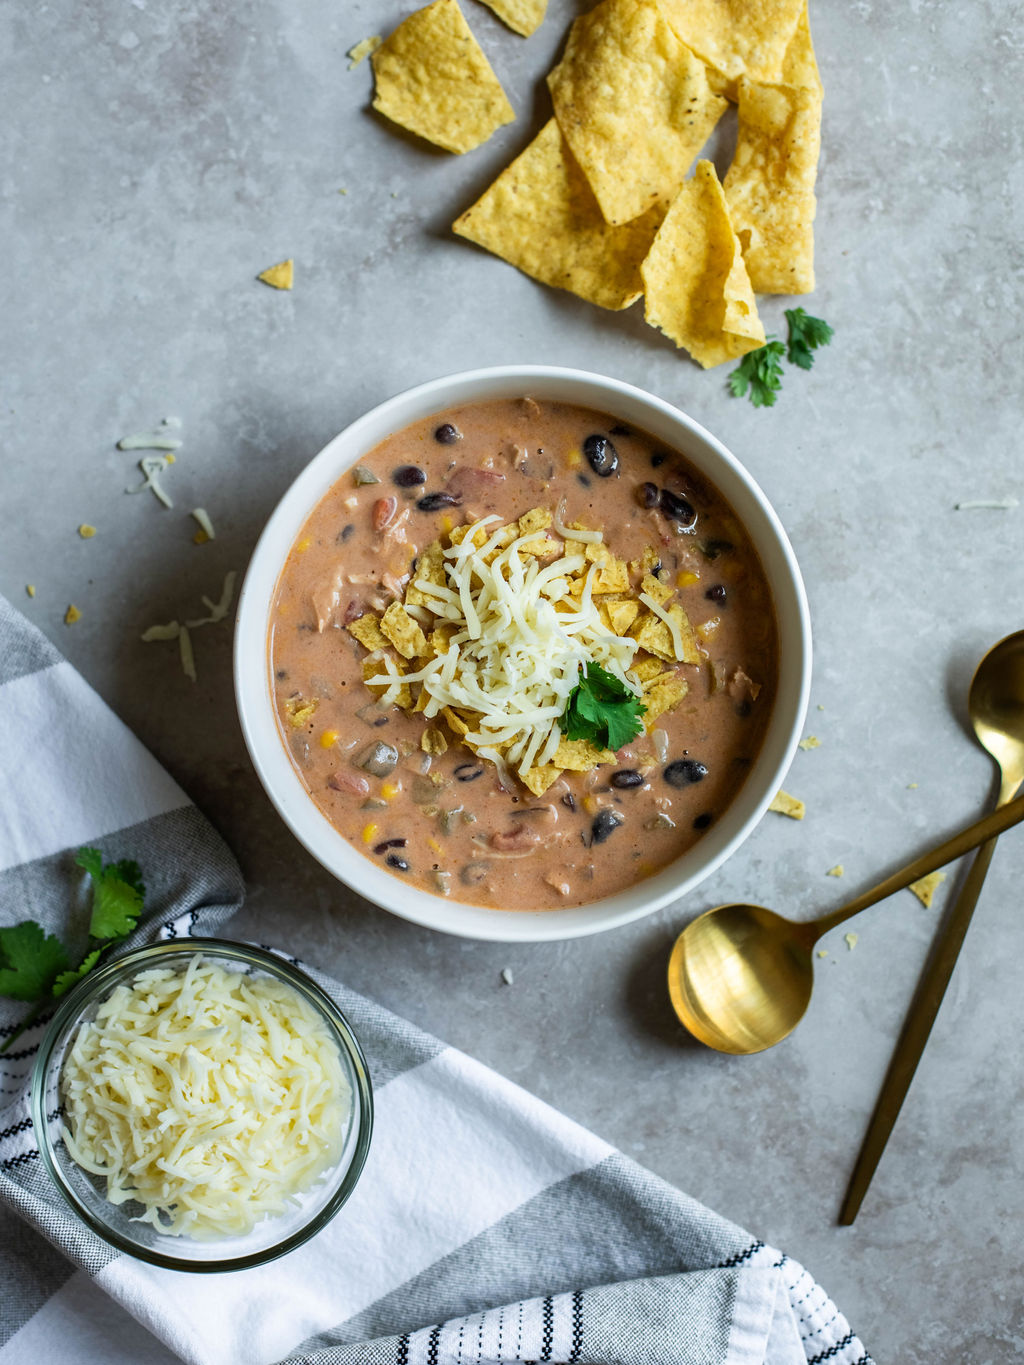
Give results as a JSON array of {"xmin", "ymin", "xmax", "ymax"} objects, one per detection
[
  {"xmin": 348, "ymin": 614, "xmax": 391, "ymax": 652},
  {"xmin": 380, "ymin": 601, "xmax": 428, "ymax": 659},
  {"xmin": 25, "ymin": 584, "xmax": 36, "ymax": 598},
  {"xmin": 769, "ymin": 789, "xmax": 804, "ymax": 819},
  {"xmin": 547, "ymin": 0, "xmax": 726, "ymax": 226},
  {"xmin": 641, "ymin": 160, "xmax": 765, "ymax": 369},
  {"xmin": 347, "ymin": 35, "xmax": 382, "ymax": 69},
  {"xmin": 724, "ymin": 78, "xmax": 821, "ymax": 295},
  {"xmin": 520, "ymin": 764, "xmax": 563, "ymax": 797},
  {"xmin": 453, "ymin": 119, "xmax": 661, "ymax": 310},
  {"xmin": 799, "ymin": 734, "xmax": 821, "ymax": 750},
  {"xmin": 643, "ymin": 676, "xmax": 688, "ymax": 726},
  {"xmin": 372, "ymin": 0, "xmax": 515, "ymax": 155},
  {"xmin": 421, "ymin": 727, "xmax": 449, "ymax": 755},
  {"xmin": 844, "ymin": 932, "xmax": 858, "ymax": 952},
  {"xmin": 657, "ymin": 0, "xmax": 805, "ymax": 98},
  {"xmin": 554, "ymin": 737, "xmax": 615, "ymax": 770},
  {"xmin": 258, "ymin": 259, "xmax": 294, "ymax": 290},
  {"xmin": 827, "ymin": 864, "xmax": 843, "ymax": 877},
  {"xmin": 284, "ymin": 696, "xmax": 318, "ymax": 727},
  {"xmin": 64, "ymin": 604, "xmax": 81, "ymax": 625},
  {"xmin": 476, "ymin": 0, "xmax": 547, "ymax": 37},
  {"xmin": 909, "ymin": 870, "xmax": 946, "ymax": 909}
]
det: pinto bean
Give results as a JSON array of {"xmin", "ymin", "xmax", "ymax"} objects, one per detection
[
  {"xmin": 373, "ymin": 496, "xmax": 398, "ymax": 532},
  {"xmin": 327, "ymin": 770, "xmax": 370, "ymax": 797},
  {"xmin": 489, "ymin": 825, "xmax": 541, "ymax": 854}
]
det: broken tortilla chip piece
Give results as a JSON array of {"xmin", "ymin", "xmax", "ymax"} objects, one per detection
[
  {"xmin": 547, "ymin": 0, "xmax": 726, "ymax": 226},
  {"xmin": 724, "ymin": 78, "xmax": 821, "ymax": 294},
  {"xmin": 258, "ymin": 259, "xmax": 294, "ymax": 290},
  {"xmin": 453, "ymin": 118, "xmax": 662, "ymax": 310},
  {"xmin": 380, "ymin": 601, "xmax": 428, "ymax": 659},
  {"xmin": 554, "ymin": 737, "xmax": 616, "ymax": 770},
  {"xmin": 657, "ymin": 0, "xmax": 805, "ymax": 99},
  {"xmin": 348, "ymin": 613, "xmax": 391, "ymax": 652},
  {"xmin": 780, "ymin": 0, "xmax": 822, "ymax": 94},
  {"xmin": 371, "ymin": 0, "xmax": 515, "ymax": 155},
  {"xmin": 520, "ymin": 764, "xmax": 564, "ymax": 797},
  {"xmin": 641, "ymin": 160, "xmax": 765, "ymax": 369},
  {"xmin": 909, "ymin": 870, "xmax": 946, "ymax": 909},
  {"xmin": 769, "ymin": 789, "xmax": 804, "ymax": 819},
  {"xmin": 347, "ymin": 36, "xmax": 382, "ymax": 69},
  {"xmin": 476, "ymin": 0, "xmax": 547, "ymax": 37}
]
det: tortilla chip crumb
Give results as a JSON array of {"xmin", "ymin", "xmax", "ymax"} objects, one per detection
[
  {"xmin": 907, "ymin": 782, "xmax": 918, "ymax": 790},
  {"xmin": 258, "ymin": 259, "xmax": 294, "ymax": 290},
  {"xmin": 816, "ymin": 948, "xmax": 829, "ymax": 959},
  {"xmin": 799, "ymin": 735, "xmax": 820, "ymax": 750},
  {"xmin": 909, "ymin": 870, "xmax": 946, "ymax": 908},
  {"xmin": 25, "ymin": 584, "xmax": 35, "ymax": 598},
  {"xmin": 64, "ymin": 604, "xmax": 81, "ymax": 625},
  {"xmin": 78, "ymin": 524, "xmax": 97, "ymax": 539},
  {"xmin": 844, "ymin": 932, "xmax": 858, "ymax": 951},
  {"xmin": 347, "ymin": 35, "xmax": 382, "ymax": 69},
  {"xmin": 769, "ymin": 789, "xmax": 804, "ymax": 819},
  {"xmin": 827, "ymin": 864, "xmax": 843, "ymax": 877}
]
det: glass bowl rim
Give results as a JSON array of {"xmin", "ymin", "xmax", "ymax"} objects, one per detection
[{"xmin": 30, "ymin": 936, "xmax": 374, "ymax": 1273}]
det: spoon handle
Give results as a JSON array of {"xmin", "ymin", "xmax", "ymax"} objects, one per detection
[{"xmin": 813, "ymin": 788, "xmax": 1024, "ymax": 936}]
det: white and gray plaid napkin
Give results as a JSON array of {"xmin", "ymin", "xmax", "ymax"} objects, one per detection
[{"xmin": 0, "ymin": 594, "xmax": 871, "ymax": 1365}]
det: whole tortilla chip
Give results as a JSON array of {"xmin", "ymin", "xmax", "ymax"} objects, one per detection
[
  {"xmin": 547, "ymin": 0, "xmax": 726, "ymax": 226},
  {"xmin": 724, "ymin": 79, "xmax": 821, "ymax": 294},
  {"xmin": 657, "ymin": 0, "xmax": 805, "ymax": 97},
  {"xmin": 641, "ymin": 160, "xmax": 765, "ymax": 368},
  {"xmin": 453, "ymin": 118, "xmax": 662, "ymax": 310},
  {"xmin": 476, "ymin": 0, "xmax": 547, "ymax": 37},
  {"xmin": 780, "ymin": 1, "xmax": 822, "ymax": 95},
  {"xmin": 371, "ymin": 0, "xmax": 515, "ymax": 155}
]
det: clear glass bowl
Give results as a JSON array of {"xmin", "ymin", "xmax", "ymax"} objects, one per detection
[{"xmin": 31, "ymin": 938, "xmax": 373, "ymax": 1272}]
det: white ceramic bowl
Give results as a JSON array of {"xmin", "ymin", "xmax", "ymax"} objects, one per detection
[{"xmin": 235, "ymin": 366, "xmax": 811, "ymax": 942}]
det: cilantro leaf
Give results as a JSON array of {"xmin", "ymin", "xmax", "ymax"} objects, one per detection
[
  {"xmin": 728, "ymin": 339, "xmax": 786, "ymax": 408},
  {"xmin": 560, "ymin": 662, "xmax": 646, "ymax": 752},
  {"xmin": 0, "ymin": 922, "xmax": 70, "ymax": 1001},
  {"xmin": 53, "ymin": 948, "xmax": 103, "ymax": 998},
  {"xmin": 75, "ymin": 846, "xmax": 145, "ymax": 940},
  {"xmin": 785, "ymin": 307, "xmax": 834, "ymax": 371}
]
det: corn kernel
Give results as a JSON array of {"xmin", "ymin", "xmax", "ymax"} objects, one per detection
[
  {"xmin": 361, "ymin": 823, "xmax": 378, "ymax": 844},
  {"xmin": 440, "ymin": 514, "xmax": 454, "ymax": 534},
  {"xmin": 583, "ymin": 795, "xmax": 599, "ymax": 815},
  {"xmin": 193, "ymin": 529, "xmax": 210, "ymax": 545},
  {"xmin": 697, "ymin": 616, "xmax": 721, "ymax": 641},
  {"xmin": 428, "ymin": 838, "xmax": 443, "ymax": 855},
  {"xmin": 78, "ymin": 524, "xmax": 97, "ymax": 539},
  {"xmin": 165, "ymin": 452, "xmax": 176, "ymax": 465},
  {"xmin": 297, "ymin": 536, "xmax": 312, "ymax": 552},
  {"xmin": 566, "ymin": 447, "xmax": 581, "ymax": 469},
  {"xmin": 381, "ymin": 781, "xmax": 400, "ymax": 800},
  {"xmin": 676, "ymin": 570, "xmax": 699, "ymax": 587},
  {"xmin": 319, "ymin": 729, "xmax": 339, "ymax": 749}
]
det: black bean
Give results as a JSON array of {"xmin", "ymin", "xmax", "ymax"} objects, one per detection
[
  {"xmin": 664, "ymin": 758, "xmax": 708, "ymax": 787},
  {"xmin": 454, "ymin": 763, "xmax": 484, "ymax": 782},
  {"xmin": 374, "ymin": 838, "xmax": 408, "ymax": 854},
  {"xmin": 735, "ymin": 699, "xmax": 753, "ymax": 718},
  {"xmin": 692, "ymin": 813, "xmax": 714, "ymax": 830},
  {"xmin": 434, "ymin": 423, "xmax": 461, "ymax": 445},
  {"xmin": 385, "ymin": 853, "xmax": 410, "ymax": 872},
  {"xmin": 637, "ymin": 482, "xmax": 660, "ymax": 509},
  {"xmin": 610, "ymin": 769, "xmax": 643, "ymax": 789},
  {"xmin": 650, "ymin": 452, "xmax": 667, "ymax": 468},
  {"xmin": 583, "ymin": 433, "xmax": 619, "ymax": 478},
  {"xmin": 372, "ymin": 716, "xmax": 390, "ymax": 727},
  {"xmin": 417, "ymin": 491, "xmax": 462, "ymax": 512},
  {"xmin": 610, "ymin": 423, "xmax": 631, "ymax": 436},
  {"xmin": 561, "ymin": 792, "xmax": 577, "ymax": 812},
  {"xmin": 703, "ymin": 539, "xmax": 734, "ymax": 560},
  {"xmin": 705, "ymin": 583, "xmax": 727, "ymax": 604},
  {"xmin": 577, "ymin": 473, "xmax": 592, "ymax": 488},
  {"xmin": 591, "ymin": 809, "xmax": 624, "ymax": 844},
  {"xmin": 659, "ymin": 489, "xmax": 697, "ymax": 526},
  {"xmin": 276, "ymin": 669, "xmax": 287, "ymax": 680},
  {"xmin": 393, "ymin": 465, "xmax": 427, "ymax": 487},
  {"xmin": 338, "ymin": 523, "xmax": 355, "ymax": 543}
]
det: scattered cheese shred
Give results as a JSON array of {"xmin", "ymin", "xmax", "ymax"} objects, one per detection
[
  {"xmin": 844, "ymin": 932, "xmax": 858, "ymax": 951},
  {"xmin": 185, "ymin": 570, "xmax": 237, "ymax": 627},
  {"xmin": 117, "ymin": 418, "xmax": 182, "ymax": 452},
  {"xmin": 60, "ymin": 958, "xmax": 350, "ymax": 1240},
  {"xmin": 126, "ymin": 455, "xmax": 174, "ymax": 508},
  {"xmin": 140, "ymin": 572, "xmax": 238, "ymax": 681},
  {"xmin": 190, "ymin": 507, "xmax": 215, "ymax": 543}
]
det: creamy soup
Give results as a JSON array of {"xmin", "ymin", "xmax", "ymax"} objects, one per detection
[{"xmin": 269, "ymin": 398, "xmax": 778, "ymax": 910}]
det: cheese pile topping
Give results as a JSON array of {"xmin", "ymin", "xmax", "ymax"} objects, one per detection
[
  {"xmin": 60, "ymin": 958, "xmax": 350, "ymax": 1240},
  {"xmin": 368, "ymin": 515, "xmax": 641, "ymax": 783}
]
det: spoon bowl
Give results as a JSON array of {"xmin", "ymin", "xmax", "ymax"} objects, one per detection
[{"xmin": 668, "ymin": 788, "xmax": 1024, "ymax": 1054}]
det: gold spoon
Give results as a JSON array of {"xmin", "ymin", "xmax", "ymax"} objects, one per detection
[
  {"xmin": 668, "ymin": 789, "xmax": 1024, "ymax": 1057},
  {"xmin": 839, "ymin": 629, "xmax": 1024, "ymax": 1222}
]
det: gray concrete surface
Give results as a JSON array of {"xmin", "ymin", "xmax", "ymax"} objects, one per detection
[{"xmin": 3, "ymin": 1, "xmax": 1024, "ymax": 1360}]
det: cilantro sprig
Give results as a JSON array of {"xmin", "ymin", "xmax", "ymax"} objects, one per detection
[
  {"xmin": 559, "ymin": 662, "xmax": 646, "ymax": 752},
  {"xmin": 728, "ymin": 310, "xmax": 834, "ymax": 408},
  {"xmin": 0, "ymin": 847, "xmax": 145, "ymax": 1052}
]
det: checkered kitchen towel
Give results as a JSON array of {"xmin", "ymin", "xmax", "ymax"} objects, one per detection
[{"xmin": 0, "ymin": 594, "xmax": 872, "ymax": 1365}]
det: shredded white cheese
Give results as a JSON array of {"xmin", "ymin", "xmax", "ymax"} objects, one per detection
[
  {"xmin": 126, "ymin": 455, "xmax": 174, "ymax": 508},
  {"xmin": 60, "ymin": 958, "xmax": 350, "ymax": 1240},
  {"xmin": 366, "ymin": 518, "xmax": 641, "ymax": 781}
]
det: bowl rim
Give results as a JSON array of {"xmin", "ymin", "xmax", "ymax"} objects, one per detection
[
  {"xmin": 30, "ymin": 937, "xmax": 374, "ymax": 1273},
  {"xmin": 234, "ymin": 364, "xmax": 812, "ymax": 942}
]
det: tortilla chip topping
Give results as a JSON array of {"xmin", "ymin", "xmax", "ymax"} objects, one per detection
[
  {"xmin": 347, "ymin": 508, "xmax": 695, "ymax": 793},
  {"xmin": 371, "ymin": 0, "xmax": 515, "ymax": 155}
]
